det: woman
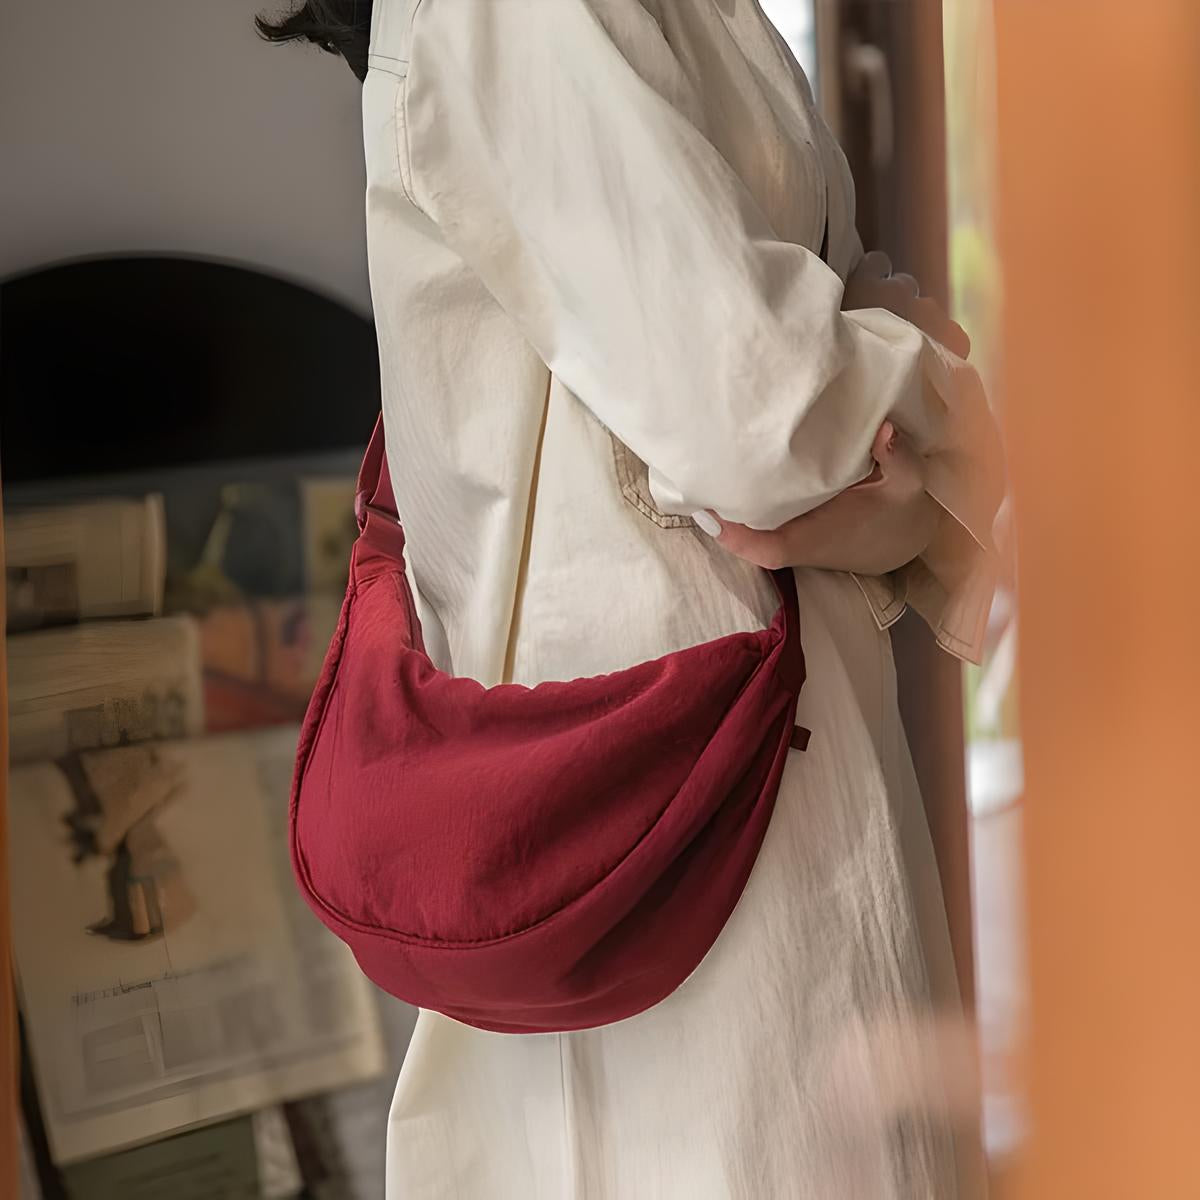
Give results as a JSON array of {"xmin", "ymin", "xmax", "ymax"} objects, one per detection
[{"xmin": 261, "ymin": 1, "xmax": 1002, "ymax": 1195}]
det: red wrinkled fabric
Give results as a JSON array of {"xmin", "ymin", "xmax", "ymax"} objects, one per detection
[{"xmin": 290, "ymin": 418, "xmax": 808, "ymax": 1034}]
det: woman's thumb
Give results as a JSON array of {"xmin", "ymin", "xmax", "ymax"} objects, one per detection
[
  {"xmin": 871, "ymin": 420, "xmax": 898, "ymax": 462},
  {"xmin": 879, "ymin": 423, "xmax": 928, "ymax": 495}
]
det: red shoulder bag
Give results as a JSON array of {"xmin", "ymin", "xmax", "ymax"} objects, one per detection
[{"xmin": 290, "ymin": 417, "xmax": 809, "ymax": 1033}]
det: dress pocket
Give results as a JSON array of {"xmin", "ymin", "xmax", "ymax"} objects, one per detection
[
  {"xmin": 608, "ymin": 431, "xmax": 696, "ymax": 530},
  {"xmin": 392, "ymin": 73, "xmax": 420, "ymax": 210}
]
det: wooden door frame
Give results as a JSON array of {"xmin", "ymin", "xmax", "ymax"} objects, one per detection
[
  {"xmin": 1, "ymin": 472, "xmax": 17, "ymax": 1199},
  {"xmin": 820, "ymin": 0, "xmax": 977, "ymax": 1015}
]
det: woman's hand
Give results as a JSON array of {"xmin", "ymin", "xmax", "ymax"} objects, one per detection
[
  {"xmin": 697, "ymin": 421, "xmax": 941, "ymax": 575},
  {"xmin": 843, "ymin": 250, "xmax": 971, "ymax": 359}
]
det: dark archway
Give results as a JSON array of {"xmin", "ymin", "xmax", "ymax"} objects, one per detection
[{"xmin": 1, "ymin": 254, "xmax": 380, "ymax": 483}]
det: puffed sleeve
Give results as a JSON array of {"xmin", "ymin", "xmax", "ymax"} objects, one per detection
[{"xmin": 403, "ymin": 0, "xmax": 1004, "ymax": 661}]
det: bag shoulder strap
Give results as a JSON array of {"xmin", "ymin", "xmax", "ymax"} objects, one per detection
[
  {"xmin": 354, "ymin": 415, "xmax": 399, "ymax": 531},
  {"xmin": 358, "ymin": 191, "xmax": 829, "ymax": 533}
]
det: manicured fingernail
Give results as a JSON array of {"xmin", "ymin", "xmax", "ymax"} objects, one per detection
[{"xmin": 692, "ymin": 510, "xmax": 722, "ymax": 537}]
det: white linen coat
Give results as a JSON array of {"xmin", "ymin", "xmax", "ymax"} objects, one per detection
[{"xmin": 360, "ymin": 0, "xmax": 1001, "ymax": 1195}]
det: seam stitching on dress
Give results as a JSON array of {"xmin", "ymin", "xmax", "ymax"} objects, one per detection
[
  {"xmin": 608, "ymin": 430, "xmax": 696, "ymax": 530},
  {"xmin": 394, "ymin": 75, "xmax": 419, "ymax": 207},
  {"xmin": 397, "ymin": 0, "xmax": 431, "ymax": 212}
]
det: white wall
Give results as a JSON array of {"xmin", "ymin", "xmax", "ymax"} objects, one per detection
[
  {"xmin": 0, "ymin": 0, "xmax": 371, "ymax": 315},
  {"xmin": 759, "ymin": 0, "xmax": 818, "ymax": 93}
]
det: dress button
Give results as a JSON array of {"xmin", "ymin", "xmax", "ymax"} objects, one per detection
[{"xmin": 790, "ymin": 725, "xmax": 812, "ymax": 752}]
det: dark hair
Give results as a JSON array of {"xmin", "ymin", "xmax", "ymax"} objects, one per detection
[{"xmin": 255, "ymin": 0, "xmax": 374, "ymax": 82}]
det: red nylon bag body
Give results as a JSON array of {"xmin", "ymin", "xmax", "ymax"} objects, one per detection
[{"xmin": 290, "ymin": 418, "xmax": 808, "ymax": 1034}]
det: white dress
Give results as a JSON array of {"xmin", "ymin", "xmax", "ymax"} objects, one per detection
[{"xmin": 361, "ymin": 1, "xmax": 1001, "ymax": 1195}]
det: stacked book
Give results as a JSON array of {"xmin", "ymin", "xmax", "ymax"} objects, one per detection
[
  {"xmin": 6, "ymin": 496, "xmax": 166, "ymax": 633},
  {"xmin": 7, "ymin": 479, "xmax": 391, "ymax": 1196}
]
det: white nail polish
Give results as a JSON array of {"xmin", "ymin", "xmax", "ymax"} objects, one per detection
[{"xmin": 692, "ymin": 510, "xmax": 722, "ymax": 537}]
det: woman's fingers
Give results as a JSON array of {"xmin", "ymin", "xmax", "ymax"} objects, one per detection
[
  {"xmin": 878, "ymin": 423, "xmax": 925, "ymax": 491},
  {"xmin": 872, "ymin": 419, "xmax": 897, "ymax": 463},
  {"xmin": 943, "ymin": 318, "xmax": 972, "ymax": 359},
  {"xmin": 843, "ymin": 267, "xmax": 972, "ymax": 360},
  {"xmin": 910, "ymin": 296, "xmax": 972, "ymax": 358},
  {"xmin": 841, "ymin": 252, "xmax": 894, "ymax": 310},
  {"xmin": 844, "ymin": 274, "xmax": 908, "ymax": 313},
  {"xmin": 702, "ymin": 419, "xmax": 902, "ymax": 570},
  {"xmin": 707, "ymin": 486, "xmax": 874, "ymax": 573},
  {"xmin": 699, "ymin": 420, "xmax": 941, "ymax": 575},
  {"xmin": 853, "ymin": 249, "xmax": 893, "ymax": 282},
  {"xmin": 707, "ymin": 513, "xmax": 792, "ymax": 571}
]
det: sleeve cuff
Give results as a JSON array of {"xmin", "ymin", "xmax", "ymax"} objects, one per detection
[
  {"xmin": 851, "ymin": 504, "xmax": 1000, "ymax": 666},
  {"xmin": 851, "ymin": 333, "xmax": 1005, "ymax": 665}
]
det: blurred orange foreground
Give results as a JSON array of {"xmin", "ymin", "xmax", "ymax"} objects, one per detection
[{"xmin": 995, "ymin": 2, "xmax": 1200, "ymax": 1196}]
